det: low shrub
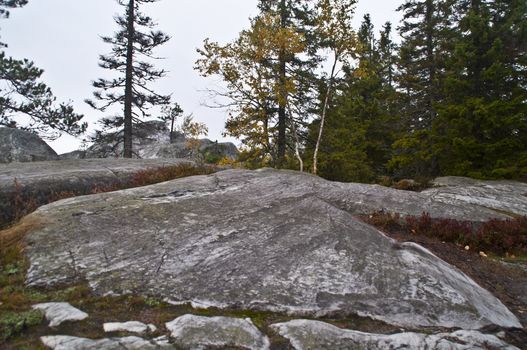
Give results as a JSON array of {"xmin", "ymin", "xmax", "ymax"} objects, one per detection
[
  {"xmin": 0, "ymin": 310, "xmax": 43, "ymax": 342},
  {"xmin": 365, "ymin": 211, "xmax": 404, "ymax": 233},
  {"xmin": 130, "ymin": 163, "xmax": 214, "ymax": 187},
  {"xmin": 364, "ymin": 211, "xmax": 527, "ymax": 256}
]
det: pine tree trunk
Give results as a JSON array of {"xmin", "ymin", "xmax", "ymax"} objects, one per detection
[
  {"xmin": 123, "ymin": 0, "xmax": 135, "ymax": 158},
  {"xmin": 170, "ymin": 117, "xmax": 175, "ymax": 144},
  {"xmin": 277, "ymin": 0, "xmax": 287, "ymax": 168}
]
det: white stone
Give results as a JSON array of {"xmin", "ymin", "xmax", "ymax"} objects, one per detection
[
  {"xmin": 103, "ymin": 321, "xmax": 156, "ymax": 334},
  {"xmin": 166, "ymin": 314, "xmax": 270, "ymax": 350},
  {"xmin": 32, "ymin": 302, "xmax": 88, "ymax": 327},
  {"xmin": 271, "ymin": 319, "xmax": 520, "ymax": 350},
  {"xmin": 40, "ymin": 335, "xmax": 169, "ymax": 350}
]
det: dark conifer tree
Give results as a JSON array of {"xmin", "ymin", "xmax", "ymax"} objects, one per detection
[
  {"xmin": 257, "ymin": 0, "xmax": 319, "ymax": 167},
  {"xmin": 378, "ymin": 22, "xmax": 397, "ymax": 89},
  {"xmin": 389, "ymin": 0, "xmax": 455, "ymax": 178},
  {"xmin": 0, "ymin": 0, "xmax": 86, "ymax": 139},
  {"xmin": 396, "ymin": 0, "xmax": 454, "ymax": 130},
  {"xmin": 308, "ymin": 16, "xmax": 399, "ymax": 182},
  {"xmin": 430, "ymin": 0, "xmax": 527, "ymax": 178},
  {"xmin": 86, "ymin": 0, "xmax": 170, "ymax": 158}
]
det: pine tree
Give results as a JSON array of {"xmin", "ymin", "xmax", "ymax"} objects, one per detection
[
  {"xmin": 258, "ymin": 0, "xmax": 319, "ymax": 167},
  {"xmin": 86, "ymin": 0, "xmax": 170, "ymax": 158},
  {"xmin": 196, "ymin": 15, "xmax": 305, "ymax": 166},
  {"xmin": 389, "ymin": 0, "xmax": 455, "ymax": 178},
  {"xmin": 0, "ymin": 0, "xmax": 86, "ymax": 139},
  {"xmin": 196, "ymin": 1, "xmax": 317, "ymax": 167},
  {"xmin": 396, "ymin": 0, "xmax": 454, "ymax": 130},
  {"xmin": 430, "ymin": 0, "xmax": 527, "ymax": 178},
  {"xmin": 159, "ymin": 102, "xmax": 183, "ymax": 144},
  {"xmin": 308, "ymin": 16, "xmax": 399, "ymax": 182}
]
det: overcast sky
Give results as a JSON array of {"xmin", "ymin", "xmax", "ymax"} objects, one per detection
[{"xmin": 1, "ymin": 0, "xmax": 402, "ymax": 154}]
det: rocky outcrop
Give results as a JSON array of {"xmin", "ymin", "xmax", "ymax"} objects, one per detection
[
  {"xmin": 61, "ymin": 121, "xmax": 239, "ymax": 161},
  {"xmin": 424, "ymin": 176, "xmax": 527, "ymax": 216},
  {"xmin": 0, "ymin": 158, "xmax": 194, "ymax": 228},
  {"xmin": 271, "ymin": 320, "xmax": 519, "ymax": 350},
  {"xmin": 0, "ymin": 127, "xmax": 58, "ymax": 163},
  {"xmin": 21, "ymin": 169, "xmax": 523, "ymax": 330}
]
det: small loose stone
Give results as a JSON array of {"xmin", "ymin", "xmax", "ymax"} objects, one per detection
[
  {"xmin": 103, "ymin": 321, "xmax": 157, "ymax": 334},
  {"xmin": 32, "ymin": 302, "xmax": 88, "ymax": 327}
]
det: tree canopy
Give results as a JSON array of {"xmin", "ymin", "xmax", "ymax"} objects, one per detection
[{"xmin": 0, "ymin": 0, "xmax": 86, "ymax": 139}]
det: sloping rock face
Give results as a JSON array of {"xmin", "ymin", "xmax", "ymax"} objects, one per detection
[
  {"xmin": 22, "ymin": 169, "xmax": 522, "ymax": 329},
  {"xmin": 0, "ymin": 127, "xmax": 58, "ymax": 163},
  {"xmin": 424, "ymin": 176, "xmax": 527, "ymax": 216},
  {"xmin": 0, "ymin": 158, "xmax": 193, "ymax": 227},
  {"xmin": 271, "ymin": 320, "xmax": 519, "ymax": 350},
  {"xmin": 61, "ymin": 121, "xmax": 239, "ymax": 161}
]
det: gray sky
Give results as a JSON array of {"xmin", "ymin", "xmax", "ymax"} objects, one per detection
[{"xmin": 1, "ymin": 0, "xmax": 402, "ymax": 154}]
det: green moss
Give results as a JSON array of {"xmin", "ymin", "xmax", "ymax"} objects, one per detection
[{"xmin": 0, "ymin": 310, "xmax": 44, "ymax": 342}]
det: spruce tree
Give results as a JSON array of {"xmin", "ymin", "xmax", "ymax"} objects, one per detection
[
  {"xmin": 389, "ymin": 0, "xmax": 455, "ymax": 178},
  {"xmin": 396, "ymin": 0, "xmax": 454, "ymax": 129},
  {"xmin": 86, "ymin": 0, "xmax": 170, "ymax": 158},
  {"xmin": 431, "ymin": 0, "xmax": 527, "ymax": 178},
  {"xmin": 0, "ymin": 0, "xmax": 86, "ymax": 139}
]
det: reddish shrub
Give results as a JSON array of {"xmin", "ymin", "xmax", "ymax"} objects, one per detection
[
  {"xmin": 405, "ymin": 212, "xmax": 432, "ymax": 235},
  {"xmin": 365, "ymin": 211, "xmax": 527, "ymax": 257},
  {"xmin": 130, "ymin": 164, "xmax": 214, "ymax": 187},
  {"xmin": 471, "ymin": 217, "xmax": 527, "ymax": 255}
]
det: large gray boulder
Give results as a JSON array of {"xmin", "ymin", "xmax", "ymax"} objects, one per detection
[
  {"xmin": 0, "ymin": 127, "xmax": 58, "ymax": 163},
  {"xmin": 425, "ymin": 176, "xmax": 527, "ymax": 216},
  {"xmin": 22, "ymin": 169, "xmax": 522, "ymax": 329},
  {"xmin": 63, "ymin": 121, "xmax": 239, "ymax": 161},
  {"xmin": 0, "ymin": 158, "xmax": 194, "ymax": 228}
]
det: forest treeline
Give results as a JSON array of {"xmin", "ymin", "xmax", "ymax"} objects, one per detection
[
  {"xmin": 198, "ymin": 0, "xmax": 527, "ymax": 181},
  {"xmin": 0, "ymin": 0, "xmax": 526, "ymax": 182}
]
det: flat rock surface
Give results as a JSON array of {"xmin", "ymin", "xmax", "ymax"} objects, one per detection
[
  {"xmin": 40, "ymin": 335, "xmax": 170, "ymax": 350},
  {"xmin": 271, "ymin": 320, "xmax": 519, "ymax": 350},
  {"xmin": 22, "ymin": 169, "xmax": 522, "ymax": 329},
  {"xmin": 166, "ymin": 314, "xmax": 270, "ymax": 350},
  {"xmin": 32, "ymin": 302, "xmax": 88, "ymax": 327},
  {"xmin": 425, "ymin": 176, "xmax": 527, "ymax": 216},
  {"xmin": 0, "ymin": 158, "xmax": 193, "ymax": 187},
  {"xmin": 0, "ymin": 158, "xmax": 193, "ymax": 227}
]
